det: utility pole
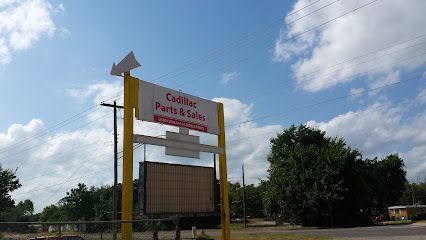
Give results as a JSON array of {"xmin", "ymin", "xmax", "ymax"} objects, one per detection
[
  {"xmin": 144, "ymin": 143, "xmax": 146, "ymax": 161},
  {"xmin": 411, "ymin": 183, "xmax": 416, "ymax": 205},
  {"xmin": 100, "ymin": 101, "xmax": 123, "ymax": 240},
  {"xmin": 213, "ymin": 154, "xmax": 218, "ymax": 213},
  {"xmin": 242, "ymin": 163, "xmax": 247, "ymax": 228}
]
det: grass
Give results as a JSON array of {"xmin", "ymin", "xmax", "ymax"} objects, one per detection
[
  {"xmin": 378, "ymin": 220, "xmax": 413, "ymax": 225},
  {"xmin": 230, "ymin": 218, "xmax": 294, "ymax": 229},
  {"xmin": 224, "ymin": 233, "xmax": 331, "ymax": 240},
  {"xmin": 230, "ymin": 223, "xmax": 282, "ymax": 228}
]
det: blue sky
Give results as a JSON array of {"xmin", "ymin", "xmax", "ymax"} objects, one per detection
[{"xmin": 0, "ymin": 0, "xmax": 425, "ymax": 211}]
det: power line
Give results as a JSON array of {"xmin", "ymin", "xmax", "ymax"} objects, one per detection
[
  {"xmin": 0, "ymin": 112, "xmax": 111, "ymax": 163},
  {"xmin": 33, "ymin": 152, "xmax": 120, "ymax": 210},
  {"xmin": 226, "ymin": 89, "xmax": 426, "ymax": 147},
  {"xmin": 163, "ymin": 0, "xmax": 377, "ymax": 85},
  {"xmin": 173, "ymin": 58, "xmax": 248, "ymax": 88},
  {"xmin": 15, "ymin": 140, "xmax": 113, "ymax": 171},
  {"xmin": 17, "ymin": 147, "xmax": 129, "ymax": 210},
  {"xmin": 226, "ymin": 72, "xmax": 424, "ymax": 127},
  {"xmin": 153, "ymin": 0, "xmax": 343, "ymax": 85},
  {"xmin": 16, "ymin": 143, "xmax": 142, "ymax": 199},
  {"xmin": 160, "ymin": 32, "xmax": 426, "ymax": 116},
  {"xmin": 157, "ymin": 0, "xmax": 386, "ymax": 105},
  {"xmin": 19, "ymin": 142, "xmax": 115, "ymax": 183},
  {"xmin": 298, "ymin": 33, "xmax": 426, "ymax": 80},
  {"xmin": 150, "ymin": 0, "xmax": 326, "ymax": 84},
  {"xmin": 300, "ymin": 41, "xmax": 426, "ymax": 83},
  {"xmin": 0, "ymin": 106, "xmax": 100, "ymax": 154},
  {"xmin": 0, "ymin": 94, "xmax": 122, "ymax": 155},
  {"xmin": 225, "ymin": 49, "xmax": 426, "ymax": 111},
  {"xmin": 14, "ymin": 164, "xmax": 112, "ymax": 197}
]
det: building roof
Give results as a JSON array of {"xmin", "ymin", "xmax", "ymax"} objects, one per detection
[{"xmin": 388, "ymin": 205, "xmax": 426, "ymax": 209}]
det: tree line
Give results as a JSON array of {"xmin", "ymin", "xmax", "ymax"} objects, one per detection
[{"xmin": 0, "ymin": 124, "xmax": 423, "ymax": 227}]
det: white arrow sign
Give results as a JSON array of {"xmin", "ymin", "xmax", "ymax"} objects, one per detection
[{"xmin": 110, "ymin": 51, "xmax": 141, "ymax": 76}]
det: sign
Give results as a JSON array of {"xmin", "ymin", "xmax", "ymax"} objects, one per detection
[
  {"xmin": 137, "ymin": 79, "xmax": 219, "ymax": 134},
  {"xmin": 139, "ymin": 161, "xmax": 217, "ymax": 215},
  {"xmin": 165, "ymin": 129, "xmax": 200, "ymax": 158},
  {"xmin": 110, "ymin": 51, "xmax": 141, "ymax": 76},
  {"xmin": 110, "ymin": 51, "xmax": 230, "ymax": 240}
]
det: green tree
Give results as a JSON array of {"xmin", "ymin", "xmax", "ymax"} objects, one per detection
[
  {"xmin": 0, "ymin": 165, "xmax": 21, "ymax": 216},
  {"xmin": 39, "ymin": 204, "xmax": 67, "ymax": 222},
  {"xmin": 399, "ymin": 181, "xmax": 426, "ymax": 205},
  {"xmin": 1, "ymin": 199, "xmax": 37, "ymax": 232},
  {"xmin": 93, "ymin": 185, "xmax": 113, "ymax": 221},
  {"xmin": 228, "ymin": 182, "xmax": 265, "ymax": 219},
  {"xmin": 244, "ymin": 184, "xmax": 265, "ymax": 218},
  {"xmin": 60, "ymin": 183, "xmax": 95, "ymax": 221},
  {"xmin": 264, "ymin": 125, "xmax": 349, "ymax": 226},
  {"xmin": 40, "ymin": 183, "xmax": 119, "ymax": 222},
  {"xmin": 373, "ymin": 154, "xmax": 407, "ymax": 213},
  {"xmin": 263, "ymin": 125, "xmax": 407, "ymax": 226},
  {"xmin": 2, "ymin": 199, "xmax": 36, "ymax": 222},
  {"xmin": 228, "ymin": 182, "xmax": 243, "ymax": 218}
]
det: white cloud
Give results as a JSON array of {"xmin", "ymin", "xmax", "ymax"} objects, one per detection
[
  {"xmin": 417, "ymin": 88, "xmax": 426, "ymax": 103},
  {"xmin": 349, "ymin": 87, "xmax": 364, "ymax": 96},
  {"xmin": 307, "ymin": 101, "xmax": 426, "ymax": 181},
  {"xmin": 0, "ymin": 0, "xmax": 62, "ymax": 64},
  {"xmin": 67, "ymin": 81, "xmax": 122, "ymax": 103},
  {"xmin": 58, "ymin": 27, "xmax": 71, "ymax": 38},
  {"xmin": 368, "ymin": 71, "xmax": 400, "ymax": 96},
  {"xmin": 221, "ymin": 71, "xmax": 237, "ymax": 85},
  {"xmin": 0, "ymin": 118, "xmax": 44, "ymax": 147},
  {"xmin": 57, "ymin": 3, "xmax": 64, "ymax": 12},
  {"xmin": 213, "ymin": 97, "xmax": 282, "ymax": 182},
  {"xmin": 275, "ymin": 0, "xmax": 426, "ymax": 92},
  {"xmin": 0, "ymin": 117, "xmax": 115, "ymax": 212}
]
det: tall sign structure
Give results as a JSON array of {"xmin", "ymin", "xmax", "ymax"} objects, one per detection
[{"xmin": 110, "ymin": 52, "xmax": 230, "ymax": 240}]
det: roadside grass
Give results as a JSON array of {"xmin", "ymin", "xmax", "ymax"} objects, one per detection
[
  {"xmin": 378, "ymin": 220, "xmax": 413, "ymax": 226},
  {"xmin": 230, "ymin": 218, "xmax": 295, "ymax": 229},
  {"xmin": 230, "ymin": 222, "xmax": 288, "ymax": 228},
  {"xmin": 226, "ymin": 233, "xmax": 331, "ymax": 240}
]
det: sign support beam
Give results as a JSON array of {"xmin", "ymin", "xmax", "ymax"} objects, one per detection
[
  {"xmin": 121, "ymin": 71, "xmax": 134, "ymax": 240},
  {"xmin": 133, "ymin": 134, "xmax": 223, "ymax": 154},
  {"xmin": 218, "ymin": 103, "xmax": 230, "ymax": 240}
]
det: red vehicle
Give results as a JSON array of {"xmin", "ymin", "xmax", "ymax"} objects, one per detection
[{"xmin": 28, "ymin": 236, "xmax": 84, "ymax": 240}]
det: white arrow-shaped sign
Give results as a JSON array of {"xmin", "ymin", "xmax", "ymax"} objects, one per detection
[{"xmin": 110, "ymin": 51, "xmax": 141, "ymax": 76}]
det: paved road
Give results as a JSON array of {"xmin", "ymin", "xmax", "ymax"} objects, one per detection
[
  {"xmin": 198, "ymin": 224, "xmax": 426, "ymax": 239},
  {"xmin": 284, "ymin": 224, "xmax": 426, "ymax": 239}
]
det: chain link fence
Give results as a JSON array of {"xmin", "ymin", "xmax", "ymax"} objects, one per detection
[{"xmin": 0, "ymin": 219, "xmax": 185, "ymax": 240}]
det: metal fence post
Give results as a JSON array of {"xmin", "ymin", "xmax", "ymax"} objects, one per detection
[
  {"xmin": 58, "ymin": 222, "xmax": 62, "ymax": 240},
  {"xmin": 153, "ymin": 221, "xmax": 159, "ymax": 240},
  {"xmin": 174, "ymin": 218, "xmax": 181, "ymax": 240}
]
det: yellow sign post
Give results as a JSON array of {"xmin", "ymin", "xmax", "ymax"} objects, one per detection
[
  {"xmin": 121, "ymin": 72, "xmax": 139, "ymax": 240},
  {"xmin": 121, "ymin": 72, "xmax": 133, "ymax": 240},
  {"xmin": 218, "ymin": 103, "xmax": 231, "ymax": 240}
]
